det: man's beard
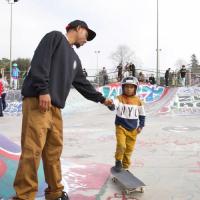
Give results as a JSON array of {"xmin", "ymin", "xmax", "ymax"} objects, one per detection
[{"xmin": 74, "ymin": 43, "xmax": 81, "ymax": 48}]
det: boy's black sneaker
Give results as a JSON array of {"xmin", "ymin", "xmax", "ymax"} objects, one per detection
[
  {"xmin": 56, "ymin": 191, "xmax": 69, "ymax": 200},
  {"xmin": 114, "ymin": 160, "xmax": 123, "ymax": 172}
]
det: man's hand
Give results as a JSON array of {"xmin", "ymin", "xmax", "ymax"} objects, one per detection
[
  {"xmin": 39, "ymin": 94, "xmax": 52, "ymax": 112},
  {"xmin": 137, "ymin": 127, "xmax": 142, "ymax": 134},
  {"xmin": 103, "ymin": 99, "xmax": 113, "ymax": 106}
]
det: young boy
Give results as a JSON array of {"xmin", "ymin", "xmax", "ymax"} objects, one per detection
[{"xmin": 109, "ymin": 76, "xmax": 146, "ymax": 172}]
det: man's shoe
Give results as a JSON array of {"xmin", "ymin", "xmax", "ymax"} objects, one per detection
[{"xmin": 56, "ymin": 191, "xmax": 69, "ymax": 200}]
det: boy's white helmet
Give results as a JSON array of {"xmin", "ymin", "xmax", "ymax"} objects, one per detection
[{"xmin": 121, "ymin": 76, "xmax": 139, "ymax": 87}]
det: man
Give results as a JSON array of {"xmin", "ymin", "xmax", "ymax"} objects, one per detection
[
  {"xmin": 149, "ymin": 74, "xmax": 156, "ymax": 85},
  {"xmin": 13, "ymin": 20, "xmax": 112, "ymax": 200},
  {"xmin": 123, "ymin": 63, "xmax": 130, "ymax": 78},
  {"xmin": 117, "ymin": 63, "xmax": 123, "ymax": 81},
  {"xmin": 102, "ymin": 67, "xmax": 108, "ymax": 85},
  {"xmin": 179, "ymin": 65, "xmax": 187, "ymax": 86},
  {"xmin": 138, "ymin": 72, "xmax": 145, "ymax": 82},
  {"xmin": 82, "ymin": 68, "xmax": 88, "ymax": 77},
  {"xmin": 11, "ymin": 63, "xmax": 20, "ymax": 90},
  {"xmin": 129, "ymin": 63, "xmax": 136, "ymax": 77},
  {"xmin": 165, "ymin": 68, "xmax": 170, "ymax": 86}
]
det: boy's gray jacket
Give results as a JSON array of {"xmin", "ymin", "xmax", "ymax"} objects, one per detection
[{"xmin": 22, "ymin": 31, "xmax": 105, "ymax": 108}]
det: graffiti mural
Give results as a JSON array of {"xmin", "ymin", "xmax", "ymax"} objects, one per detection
[
  {"xmin": 137, "ymin": 84, "xmax": 167, "ymax": 103},
  {"xmin": 99, "ymin": 83, "xmax": 167, "ymax": 103},
  {"xmin": 0, "ymin": 134, "xmax": 46, "ymax": 199},
  {"xmin": 3, "ymin": 90, "xmax": 22, "ymax": 115},
  {"xmin": 171, "ymin": 87, "xmax": 200, "ymax": 115},
  {"xmin": 5, "ymin": 90, "xmax": 22, "ymax": 102},
  {"xmin": 98, "ymin": 83, "xmax": 121, "ymax": 100},
  {"xmin": 4, "ymin": 102, "xmax": 22, "ymax": 115},
  {"xmin": 3, "ymin": 84, "xmax": 168, "ymax": 116},
  {"xmin": 0, "ymin": 134, "xmax": 110, "ymax": 199}
]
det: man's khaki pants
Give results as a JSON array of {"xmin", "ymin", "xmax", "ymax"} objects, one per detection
[
  {"xmin": 13, "ymin": 98, "xmax": 64, "ymax": 200},
  {"xmin": 115, "ymin": 125, "xmax": 138, "ymax": 169}
]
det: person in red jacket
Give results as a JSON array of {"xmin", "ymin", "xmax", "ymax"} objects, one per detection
[{"xmin": 0, "ymin": 77, "xmax": 3, "ymax": 117}]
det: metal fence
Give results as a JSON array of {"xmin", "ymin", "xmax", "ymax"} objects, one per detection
[{"xmin": 1, "ymin": 68, "xmax": 200, "ymax": 90}]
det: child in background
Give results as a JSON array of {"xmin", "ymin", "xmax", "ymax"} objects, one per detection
[{"xmin": 108, "ymin": 76, "xmax": 146, "ymax": 172}]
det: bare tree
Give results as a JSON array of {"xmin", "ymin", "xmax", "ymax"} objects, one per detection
[
  {"xmin": 175, "ymin": 59, "xmax": 187, "ymax": 70},
  {"xmin": 110, "ymin": 45, "xmax": 135, "ymax": 66}
]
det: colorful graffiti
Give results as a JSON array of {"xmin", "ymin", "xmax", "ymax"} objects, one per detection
[
  {"xmin": 3, "ymin": 90, "xmax": 22, "ymax": 115},
  {"xmin": 137, "ymin": 84, "xmax": 167, "ymax": 103},
  {"xmin": 0, "ymin": 134, "xmax": 46, "ymax": 199},
  {"xmin": 0, "ymin": 134, "xmax": 110, "ymax": 199},
  {"xmin": 4, "ymin": 102, "xmax": 22, "ymax": 115},
  {"xmin": 5, "ymin": 90, "xmax": 22, "ymax": 102},
  {"xmin": 3, "ymin": 83, "xmax": 168, "ymax": 116},
  {"xmin": 99, "ymin": 83, "xmax": 167, "ymax": 103},
  {"xmin": 171, "ymin": 87, "xmax": 200, "ymax": 115}
]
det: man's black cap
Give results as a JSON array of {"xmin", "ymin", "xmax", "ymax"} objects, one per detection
[{"xmin": 66, "ymin": 20, "xmax": 96, "ymax": 41}]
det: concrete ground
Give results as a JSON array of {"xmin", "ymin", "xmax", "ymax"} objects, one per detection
[{"xmin": 0, "ymin": 87, "xmax": 200, "ymax": 200}]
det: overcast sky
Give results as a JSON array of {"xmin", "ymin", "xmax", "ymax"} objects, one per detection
[{"xmin": 0, "ymin": 0, "xmax": 200, "ymax": 73}]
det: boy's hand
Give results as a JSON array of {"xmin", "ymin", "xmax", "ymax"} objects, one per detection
[
  {"xmin": 39, "ymin": 94, "xmax": 52, "ymax": 112},
  {"xmin": 103, "ymin": 99, "xmax": 113, "ymax": 106},
  {"xmin": 137, "ymin": 127, "xmax": 142, "ymax": 134}
]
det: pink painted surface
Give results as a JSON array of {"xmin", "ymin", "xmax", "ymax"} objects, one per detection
[
  {"xmin": 0, "ymin": 160, "xmax": 7, "ymax": 176},
  {"xmin": 64, "ymin": 163, "xmax": 110, "ymax": 191}
]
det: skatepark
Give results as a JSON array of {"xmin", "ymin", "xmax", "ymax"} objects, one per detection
[{"xmin": 0, "ymin": 83, "xmax": 200, "ymax": 200}]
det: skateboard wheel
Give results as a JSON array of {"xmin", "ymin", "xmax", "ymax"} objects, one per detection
[
  {"xmin": 140, "ymin": 187, "xmax": 144, "ymax": 193},
  {"xmin": 112, "ymin": 177, "xmax": 117, "ymax": 183}
]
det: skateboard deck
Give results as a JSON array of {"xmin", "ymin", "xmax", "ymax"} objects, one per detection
[{"xmin": 110, "ymin": 167, "xmax": 145, "ymax": 194}]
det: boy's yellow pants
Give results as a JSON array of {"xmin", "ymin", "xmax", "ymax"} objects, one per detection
[
  {"xmin": 13, "ymin": 98, "xmax": 64, "ymax": 200},
  {"xmin": 115, "ymin": 125, "xmax": 138, "ymax": 169}
]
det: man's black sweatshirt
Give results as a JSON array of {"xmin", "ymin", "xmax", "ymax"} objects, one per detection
[{"xmin": 22, "ymin": 31, "xmax": 105, "ymax": 108}]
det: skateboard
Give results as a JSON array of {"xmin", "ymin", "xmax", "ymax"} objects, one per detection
[{"xmin": 110, "ymin": 167, "xmax": 145, "ymax": 195}]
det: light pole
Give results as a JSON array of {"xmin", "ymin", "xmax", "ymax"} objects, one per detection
[
  {"xmin": 6, "ymin": 0, "xmax": 19, "ymax": 85},
  {"xmin": 156, "ymin": 0, "xmax": 160, "ymax": 85},
  {"xmin": 94, "ymin": 50, "xmax": 100, "ymax": 86}
]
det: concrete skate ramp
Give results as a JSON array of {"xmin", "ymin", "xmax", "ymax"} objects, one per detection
[
  {"xmin": 4, "ymin": 84, "xmax": 200, "ymax": 116},
  {"xmin": 149, "ymin": 86, "xmax": 200, "ymax": 116},
  {"xmin": 99, "ymin": 83, "xmax": 200, "ymax": 116},
  {"xmin": 169, "ymin": 86, "xmax": 200, "ymax": 115},
  {"xmin": 0, "ymin": 134, "xmax": 46, "ymax": 199},
  {"xmin": 3, "ymin": 83, "xmax": 172, "ymax": 116},
  {"xmin": 0, "ymin": 134, "xmax": 110, "ymax": 199},
  {"xmin": 1, "ymin": 84, "xmax": 200, "ymax": 199}
]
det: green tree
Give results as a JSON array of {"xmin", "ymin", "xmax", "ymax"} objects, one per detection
[
  {"xmin": 0, "ymin": 58, "xmax": 10, "ymax": 70},
  {"xmin": 0, "ymin": 58, "xmax": 10, "ymax": 78},
  {"xmin": 13, "ymin": 58, "xmax": 31, "ymax": 72},
  {"xmin": 0, "ymin": 57, "xmax": 31, "ymax": 81}
]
